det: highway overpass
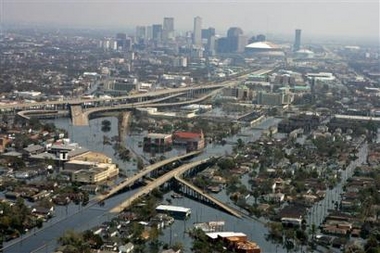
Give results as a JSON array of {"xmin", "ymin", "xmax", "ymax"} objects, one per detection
[
  {"xmin": 110, "ymin": 158, "xmax": 243, "ymax": 218},
  {"xmin": 1, "ymin": 68, "xmax": 273, "ymax": 112}
]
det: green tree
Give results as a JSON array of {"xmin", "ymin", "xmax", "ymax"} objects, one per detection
[
  {"xmin": 58, "ymin": 230, "xmax": 91, "ymax": 253},
  {"xmin": 217, "ymin": 158, "xmax": 235, "ymax": 171},
  {"xmin": 137, "ymin": 157, "xmax": 144, "ymax": 171},
  {"xmin": 82, "ymin": 230, "xmax": 103, "ymax": 249}
]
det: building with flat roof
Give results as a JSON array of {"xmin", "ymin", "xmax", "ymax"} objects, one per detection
[
  {"xmin": 163, "ymin": 17, "xmax": 174, "ymax": 42},
  {"xmin": 156, "ymin": 205, "xmax": 191, "ymax": 219},
  {"xmin": 294, "ymin": 29, "xmax": 301, "ymax": 52},
  {"xmin": 68, "ymin": 161, "xmax": 119, "ymax": 184},
  {"xmin": 173, "ymin": 131, "xmax": 205, "ymax": 151},
  {"xmin": 143, "ymin": 133, "xmax": 173, "ymax": 152},
  {"xmin": 306, "ymin": 72, "xmax": 335, "ymax": 82},
  {"xmin": 256, "ymin": 91, "xmax": 293, "ymax": 106},
  {"xmin": 193, "ymin": 16, "xmax": 202, "ymax": 47}
]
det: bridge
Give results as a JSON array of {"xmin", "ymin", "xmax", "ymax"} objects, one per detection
[
  {"xmin": 16, "ymin": 110, "xmax": 69, "ymax": 120},
  {"xmin": 95, "ymin": 150, "xmax": 203, "ymax": 202},
  {"xmin": 71, "ymin": 92, "xmax": 186, "ymax": 125},
  {"xmin": 109, "ymin": 158, "xmax": 243, "ymax": 218},
  {"xmin": 75, "ymin": 84, "xmax": 229, "ymax": 125},
  {"xmin": 0, "ymin": 83, "xmax": 225, "ymax": 111},
  {"xmin": 173, "ymin": 174, "xmax": 242, "ymax": 218},
  {"xmin": 5, "ymin": 68, "xmax": 274, "ymax": 122}
]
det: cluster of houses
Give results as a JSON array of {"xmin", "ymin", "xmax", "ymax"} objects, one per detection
[
  {"xmin": 1, "ymin": 136, "xmax": 120, "ymax": 185},
  {"xmin": 80, "ymin": 207, "xmax": 189, "ymax": 253},
  {"xmin": 205, "ymin": 232, "xmax": 261, "ymax": 253}
]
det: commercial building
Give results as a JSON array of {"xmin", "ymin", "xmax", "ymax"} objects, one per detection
[
  {"xmin": 143, "ymin": 133, "xmax": 172, "ymax": 149},
  {"xmin": 223, "ymin": 87, "xmax": 253, "ymax": 101},
  {"xmin": 104, "ymin": 78, "xmax": 138, "ymax": 95},
  {"xmin": 306, "ymin": 72, "xmax": 335, "ymax": 82},
  {"xmin": 227, "ymin": 27, "xmax": 247, "ymax": 53},
  {"xmin": 202, "ymin": 27, "xmax": 216, "ymax": 55},
  {"xmin": 156, "ymin": 205, "xmax": 191, "ymax": 219},
  {"xmin": 256, "ymin": 91, "xmax": 293, "ymax": 106},
  {"xmin": 172, "ymin": 131, "xmax": 205, "ymax": 151},
  {"xmin": 163, "ymin": 17, "xmax": 175, "ymax": 42},
  {"xmin": 116, "ymin": 33, "xmax": 131, "ymax": 51},
  {"xmin": 217, "ymin": 27, "xmax": 247, "ymax": 53},
  {"xmin": 193, "ymin": 16, "xmax": 202, "ymax": 47},
  {"xmin": 293, "ymin": 29, "xmax": 302, "ymax": 52},
  {"xmin": 152, "ymin": 24, "xmax": 163, "ymax": 43},
  {"xmin": 278, "ymin": 114, "xmax": 321, "ymax": 133},
  {"xmin": 135, "ymin": 26, "xmax": 146, "ymax": 42},
  {"xmin": 67, "ymin": 160, "xmax": 119, "ymax": 184}
]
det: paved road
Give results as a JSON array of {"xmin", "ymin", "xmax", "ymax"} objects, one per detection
[
  {"xmin": 0, "ymin": 68, "xmax": 274, "ymax": 111},
  {"xmin": 109, "ymin": 158, "xmax": 210, "ymax": 213},
  {"xmin": 306, "ymin": 142, "xmax": 368, "ymax": 227}
]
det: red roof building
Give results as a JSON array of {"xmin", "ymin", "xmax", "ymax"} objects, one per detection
[{"xmin": 173, "ymin": 130, "xmax": 205, "ymax": 151}]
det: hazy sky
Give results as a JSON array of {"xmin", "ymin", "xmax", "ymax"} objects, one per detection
[{"xmin": 2, "ymin": 0, "xmax": 379, "ymax": 41}]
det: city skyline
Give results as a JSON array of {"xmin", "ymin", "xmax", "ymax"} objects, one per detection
[{"xmin": 1, "ymin": 0, "xmax": 379, "ymax": 43}]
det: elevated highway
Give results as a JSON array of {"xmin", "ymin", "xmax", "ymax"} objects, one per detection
[
  {"xmin": 109, "ymin": 158, "xmax": 243, "ymax": 218},
  {"xmin": 1, "ymin": 68, "xmax": 273, "ymax": 112},
  {"xmin": 0, "ymin": 84, "xmax": 224, "ymax": 111},
  {"xmin": 77, "ymin": 85, "xmax": 225, "ymax": 125},
  {"xmin": 16, "ymin": 110, "xmax": 69, "ymax": 120},
  {"xmin": 72, "ymin": 92, "xmax": 186, "ymax": 125},
  {"xmin": 95, "ymin": 150, "xmax": 202, "ymax": 202},
  {"xmin": 109, "ymin": 159, "xmax": 210, "ymax": 213},
  {"xmin": 174, "ymin": 175, "xmax": 242, "ymax": 218},
  {"xmin": 12, "ymin": 68, "xmax": 275, "ymax": 125}
]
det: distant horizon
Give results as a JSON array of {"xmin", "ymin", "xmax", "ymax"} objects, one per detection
[
  {"xmin": 2, "ymin": 21, "xmax": 378, "ymax": 47},
  {"xmin": 2, "ymin": 0, "xmax": 378, "ymax": 46}
]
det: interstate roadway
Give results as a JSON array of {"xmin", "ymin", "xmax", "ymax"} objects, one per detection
[{"xmin": 0, "ymin": 68, "xmax": 273, "ymax": 111}]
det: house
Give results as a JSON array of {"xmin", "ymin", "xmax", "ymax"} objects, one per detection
[
  {"xmin": 161, "ymin": 249, "xmax": 181, "ymax": 253},
  {"xmin": 205, "ymin": 232, "xmax": 261, "ymax": 253},
  {"xmin": 31, "ymin": 206, "xmax": 54, "ymax": 219},
  {"xmin": 263, "ymin": 193, "xmax": 285, "ymax": 203},
  {"xmin": 23, "ymin": 144, "xmax": 45, "ymax": 156},
  {"xmin": 277, "ymin": 205, "xmax": 306, "ymax": 226},
  {"xmin": 118, "ymin": 242, "xmax": 134, "ymax": 253}
]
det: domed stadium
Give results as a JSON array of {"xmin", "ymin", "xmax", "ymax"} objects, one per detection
[{"xmin": 245, "ymin": 41, "xmax": 285, "ymax": 57}]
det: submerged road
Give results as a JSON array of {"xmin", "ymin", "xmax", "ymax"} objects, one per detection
[{"xmin": 2, "ymin": 151, "xmax": 201, "ymax": 253}]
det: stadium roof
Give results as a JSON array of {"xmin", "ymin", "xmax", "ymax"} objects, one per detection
[{"xmin": 245, "ymin": 41, "xmax": 279, "ymax": 49}]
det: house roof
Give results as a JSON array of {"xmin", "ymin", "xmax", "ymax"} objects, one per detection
[
  {"xmin": 173, "ymin": 131, "xmax": 201, "ymax": 139},
  {"xmin": 24, "ymin": 144, "xmax": 44, "ymax": 153}
]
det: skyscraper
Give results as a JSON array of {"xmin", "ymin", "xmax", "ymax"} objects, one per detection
[
  {"xmin": 193, "ymin": 16, "xmax": 202, "ymax": 47},
  {"xmin": 152, "ymin": 24, "xmax": 163, "ymax": 42},
  {"xmin": 163, "ymin": 17, "xmax": 174, "ymax": 42},
  {"xmin": 294, "ymin": 29, "xmax": 301, "ymax": 51},
  {"xmin": 136, "ymin": 26, "xmax": 146, "ymax": 41},
  {"xmin": 227, "ymin": 27, "xmax": 246, "ymax": 53},
  {"xmin": 116, "ymin": 33, "xmax": 127, "ymax": 50}
]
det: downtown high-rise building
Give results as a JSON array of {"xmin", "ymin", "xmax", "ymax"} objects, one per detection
[
  {"xmin": 163, "ymin": 17, "xmax": 174, "ymax": 42},
  {"xmin": 193, "ymin": 16, "xmax": 202, "ymax": 47},
  {"xmin": 294, "ymin": 29, "xmax": 301, "ymax": 51},
  {"xmin": 152, "ymin": 24, "xmax": 163, "ymax": 42},
  {"xmin": 116, "ymin": 33, "xmax": 127, "ymax": 50},
  {"xmin": 135, "ymin": 26, "xmax": 146, "ymax": 41}
]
